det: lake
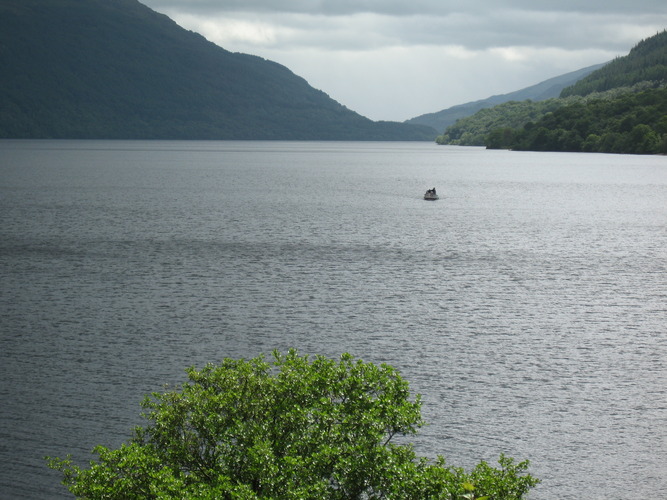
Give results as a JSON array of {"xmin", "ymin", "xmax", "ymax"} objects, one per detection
[{"xmin": 1, "ymin": 140, "xmax": 666, "ymax": 499}]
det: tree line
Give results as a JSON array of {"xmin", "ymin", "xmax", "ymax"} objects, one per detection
[
  {"xmin": 437, "ymin": 84, "xmax": 667, "ymax": 155},
  {"xmin": 485, "ymin": 87, "xmax": 667, "ymax": 154}
]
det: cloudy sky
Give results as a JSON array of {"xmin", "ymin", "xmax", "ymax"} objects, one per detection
[{"xmin": 140, "ymin": 0, "xmax": 667, "ymax": 122}]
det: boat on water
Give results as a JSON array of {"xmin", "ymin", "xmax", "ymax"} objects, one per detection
[{"xmin": 424, "ymin": 188, "xmax": 439, "ymax": 200}]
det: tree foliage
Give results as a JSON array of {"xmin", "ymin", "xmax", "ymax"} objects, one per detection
[
  {"xmin": 435, "ymin": 98, "xmax": 576, "ymax": 146},
  {"xmin": 506, "ymin": 87, "xmax": 667, "ymax": 154},
  {"xmin": 48, "ymin": 350, "xmax": 539, "ymax": 499}
]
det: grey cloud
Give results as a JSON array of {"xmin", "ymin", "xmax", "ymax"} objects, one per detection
[
  {"xmin": 145, "ymin": 0, "xmax": 667, "ymax": 52},
  {"xmin": 139, "ymin": 0, "xmax": 667, "ymax": 120},
  {"xmin": 147, "ymin": 0, "xmax": 667, "ymax": 17},
  {"xmin": 183, "ymin": 10, "xmax": 665, "ymax": 53}
]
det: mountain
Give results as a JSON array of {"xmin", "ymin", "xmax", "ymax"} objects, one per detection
[
  {"xmin": 449, "ymin": 30, "xmax": 667, "ymax": 154},
  {"xmin": 405, "ymin": 63, "xmax": 605, "ymax": 133},
  {"xmin": 503, "ymin": 30, "xmax": 667, "ymax": 154},
  {"xmin": 0, "ymin": 0, "xmax": 436, "ymax": 140},
  {"xmin": 561, "ymin": 30, "xmax": 667, "ymax": 97}
]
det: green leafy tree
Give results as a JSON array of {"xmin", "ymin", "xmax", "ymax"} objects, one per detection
[
  {"xmin": 48, "ymin": 350, "xmax": 539, "ymax": 499},
  {"xmin": 485, "ymin": 128, "xmax": 515, "ymax": 149}
]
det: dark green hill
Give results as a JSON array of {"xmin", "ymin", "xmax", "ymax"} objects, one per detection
[
  {"xmin": 0, "ymin": 0, "xmax": 436, "ymax": 140},
  {"xmin": 438, "ymin": 30, "xmax": 667, "ymax": 154},
  {"xmin": 507, "ymin": 87, "xmax": 667, "ymax": 154},
  {"xmin": 561, "ymin": 30, "xmax": 667, "ymax": 97},
  {"xmin": 406, "ymin": 63, "xmax": 604, "ymax": 132}
]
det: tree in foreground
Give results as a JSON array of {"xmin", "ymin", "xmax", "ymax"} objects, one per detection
[{"xmin": 48, "ymin": 349, "xmax": 539, "ymax": 499}]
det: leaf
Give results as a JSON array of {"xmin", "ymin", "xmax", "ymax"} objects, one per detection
[{"xmin": 462, "ymin": 481, "xmax": 476, "ymax": 491}]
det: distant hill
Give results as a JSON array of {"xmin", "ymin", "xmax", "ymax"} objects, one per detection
[
  {"xmin": 405, "ymin": 63, "xmax": 605, "ymax": 133},
  {"xmin": 0, "ymin": 0, "xmax": 436, "ymax": 140},
  {"xmin": 440, "ymin": 30, "xmax": 667, "ymax": 155}
]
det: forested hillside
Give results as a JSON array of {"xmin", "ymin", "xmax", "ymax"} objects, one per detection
[
  {"xmin": 498, "ymin": 88, "xmax": 667, "ymax": 153},
  {"xmin": 435, "ymin": 98, "xmax": 575, "ymax": 146},
  {"xmin": 437, "ymin": 30, "xmax": 667, "ymax": 154},
  {"xmin": 561, "ymin": 30, "xmax": 667, "ymax": 97},
  {"xmin": 0, "ymin": 0, "xmax": 435, "ymax": 140}
]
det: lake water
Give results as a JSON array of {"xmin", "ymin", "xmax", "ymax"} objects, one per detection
[{"xmin": 1, "ymin": 140, "xmax": 666, "ymax": 499}]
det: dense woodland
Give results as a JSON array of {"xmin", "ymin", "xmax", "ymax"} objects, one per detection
[
  {"xmin": 0, "ymin": 0, "xmax": 435, "ymax": 140},
  {"xmin": 437, "ymin": 30, "xmax": 667, "ymax": 154},
  {"xmin": 503, "ymin": 88, "xmax": 667, "ymax": 153}
]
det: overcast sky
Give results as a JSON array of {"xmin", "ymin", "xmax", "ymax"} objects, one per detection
[{"xmin": 140, "ymin": 0, "xmax": 667, "ymax": 122}]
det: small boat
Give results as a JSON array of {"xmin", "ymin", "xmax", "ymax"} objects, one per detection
[{"xmin": 424, "ymin": 188, "xmax": 439, "ymax": 200}]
